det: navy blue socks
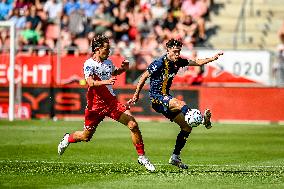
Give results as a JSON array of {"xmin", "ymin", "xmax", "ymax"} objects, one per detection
[{"xmin": 173, "ymin": 130, "xmax": 191, "ymax": 155}]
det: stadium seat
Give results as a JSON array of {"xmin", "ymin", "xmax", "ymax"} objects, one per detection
[
  {"xmin": 45, "ymin": 24, "xmax": 60, "ymax": 40},
  {"xmin": 74, "ymin": 38, "xmax": 89, "ymax": 54},
  {"xmin": 1, "ymin": 37, "xmax": 10, "ymax": 52},
  {"xmin": 3, "ymin": 37, "xmax": 10, "ymax": 47}
]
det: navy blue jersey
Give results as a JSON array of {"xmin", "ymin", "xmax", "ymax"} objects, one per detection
[{"xmin": 147, "ymin": 55, "xmax": 189, "ymax": 97}]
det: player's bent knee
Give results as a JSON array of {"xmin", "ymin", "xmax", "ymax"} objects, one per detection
[
  {"xmin": 179, "ymin": 101, "xmax": 187, "ymax": 107},
  {"xmin": 128, "ymin": 120, "xmax": 139, "ymax": 132}
]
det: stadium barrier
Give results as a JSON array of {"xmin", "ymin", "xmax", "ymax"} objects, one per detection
[
  {"xmin": 1, "ymin": 50, "xmax": 283, "ymax": 122},
  {"xmin": 0, "ymin": 85, "xmax": 284, "ymax": 122},
  {"xmin": 0, "ymin": 53, "xmax": 126, "ymax": 86}
]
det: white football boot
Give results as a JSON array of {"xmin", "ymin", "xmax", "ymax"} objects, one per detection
[
  {"xmin": 138, "ymin": 155, "xmax": 155, "ymax": 172},
  {"xmin": 169, "ymin": 154, "xmax": 188, "ymax": 169},
  {"xmin": 58, "ymin": 133, "xmax": 70, "ymax": 155},
  {"xmin": 203, "ymin": 109, "xmax": 212, "ymax": 129}
]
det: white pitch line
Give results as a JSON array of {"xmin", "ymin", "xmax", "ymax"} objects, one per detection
[{"xmin": 0, "ymin": 160, "xmax": 284, "ymax": 168}]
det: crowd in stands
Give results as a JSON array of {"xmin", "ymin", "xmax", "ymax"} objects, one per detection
[
  {"xmin": 0, "ymin": 0, "xmax": 214, "ymax": 84},
  {"xmin": 275, "ymin": 21, "xmax": 284, "ymax": 86}
]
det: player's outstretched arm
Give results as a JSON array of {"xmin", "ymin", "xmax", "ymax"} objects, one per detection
[
  {"xmin": 86, "ymin": 76, "xmax": 117, "ymax": 87},
  {"xmin": 128, "ymin": 70, "xmax": 150, "ymax": 105},
  {"xmin": 189, "ymin": 51, "xmax": 224, "ymax": 66},
  {"xmin": 113, "ymin": 60, "xmax": 130, "ymax": 76}
]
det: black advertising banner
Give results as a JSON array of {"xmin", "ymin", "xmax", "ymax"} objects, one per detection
[{"xmin": 0, "ymin": 87, "xmax": 199, "ymax": 119}]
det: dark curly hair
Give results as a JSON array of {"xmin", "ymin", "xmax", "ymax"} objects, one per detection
[
  {"xmin": 91, "ymin": 34, "xmax": 109, "ymax": 53},
  {"xmin": 166, "ymin": 38, "xmax": 183, "ymax": 49}
]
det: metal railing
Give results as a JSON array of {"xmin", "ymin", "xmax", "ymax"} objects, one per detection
[
  {"xmin": 233, "ymin": 0, "xmax": 255, "ymax": 49},
  {"xmin": 233, "ymin": 0, "xmax": 248, "ymax": 49}
]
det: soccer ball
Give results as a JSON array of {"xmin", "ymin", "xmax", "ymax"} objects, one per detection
[{"xmin": 185, "ymin": 109, "xmax": 203, "ymax": 127}]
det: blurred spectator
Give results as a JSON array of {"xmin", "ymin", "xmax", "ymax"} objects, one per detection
[
  {"xmin": 74, "ymin": 37, "xmax": 89, "ymax": 54},
  {"xmin": 32, "ymin": 0, "xmax": 43, "ymax": 11},
  {"xmin": 110, "ymin": 43, "xmax": 125, "ymax": 66},
  {"xmin": 153, "ymin": 10, "xmax": 178, "ymax": 40},
  {"xmin": 59, "ymin": 26, "xmax": 71, "ymax": 50},
  {"xmin": 19, "ymin": 20, "xmax": 41, "ymax": 48},
  {"xmin": 162, "ymin": 10, "xmax": 178, "ymax": 34},
  {"xmin": 68, "ymin": 9, "xmax": 86, "ymax": 37},
  {"xmin": 113, "ymin": 9, "xmax": 130, "ymax": 42},
  {"xmin": 128, "ymin": 4, "xmax": 153, "ymax": 40},
  {"xmin": 43, "ymin": 0, "xmax": 63, "ymax": 23},
  {"xmin": 0, "ymin": 0, "xmax": 215, "ymax": 80},
  {"xmin": 63, "ymin": 0, "xmax": 80, "ymax": 15},
  {"xmin": 103, "ymin": 0, "xmax": 116, "ymax": 15},
  {"xmin": 14, "ymin": 0, "xmax": 32, "ymax": 10},
  {"xmin": 176, "ymin": 14, "xmax": 198, "ymax": 49},
  {"xmin": 0, "ymin": 28, "xmax": 9, "ymax": 52},
  {"xmin": 79, "ymin": 0, "xmax": 98, "ymax": 19},
  {"xmin": 151, "ymin": 0, "xmax": 167, "ymax": 22},
  {"xmin": 8, "ymin": 8, "xmax": 26, "ymax": 30},
  {"xmin": 127, "ymin": 5, "xmax": 140, "ymax": 41},
  {"xmin": 26, "ymin": 5, "xmax": 43, "ymax": 32},
  {"xmin": 203, "ymin": 0, "xmax": 214, "ymax": 9},
  {"xmin": 60, "ymin": 13, "xmax": 69, "ymax": 29},
  {"xmin": 181, "ymin": 0, "xmax": 208, "ymax": 41},
  {"xmin": 65, "ymin": 33, "xmax": 79, "ymax": 55},
  {"xmin": 91, "ymin": 3, "xmax": 114, "ymax": 35},
  {"xmin": 275, "ymin": 21, "xmax": 284, "ymax": 86},
  {"xmin": 138, "ymin": 7, "xmax": 153, "ymax": 38},
  {"xmin": 133, "ymin": 33, "xmax": 160, "ymax": 71},
  {"xmin": 169, "ymin": 0, "xmax": 182, "ymax": 19},
  {"xmin": 173, "ymin": 50, "xmax": 204, "ymax": 86},
  {"xmin": 0, "ymin": 0, "xmax": 12, "ymax": 21}
]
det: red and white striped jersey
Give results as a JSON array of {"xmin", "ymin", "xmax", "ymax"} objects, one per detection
[{"xmin": 83, "ymin": 58, "xmax": 116, "ymax": 109}]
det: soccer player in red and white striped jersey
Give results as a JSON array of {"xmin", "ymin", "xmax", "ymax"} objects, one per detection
[{"xmin": 58, "ymin": 34, "xmax": 155, "ymax": 172}]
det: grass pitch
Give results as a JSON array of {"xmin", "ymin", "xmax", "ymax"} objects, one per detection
[{"xmin": 0, "ymin": 120, "xmax": 283, "ymax": 188}]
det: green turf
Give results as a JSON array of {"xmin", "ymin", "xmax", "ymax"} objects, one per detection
[{"xmin": 0, "ymin": 120, "xmax": 283, "ymax": 189}]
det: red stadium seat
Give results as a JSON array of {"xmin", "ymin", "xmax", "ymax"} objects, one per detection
[
  {"xmin": 74, "ymin": 38, "xmax": 89, "ymax": 54},
  {"xmin": 45, "ymin": 24, "xmax": 60, "ymax": 40}
]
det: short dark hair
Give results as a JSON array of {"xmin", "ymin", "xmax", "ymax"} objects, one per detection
[
  {"xmin": 166, "ymin": 38, "xmax": 183, "ymax": 48},
  {"xmin": 91, "ymin": 34, "xmax": 109, "ymax": 52}
]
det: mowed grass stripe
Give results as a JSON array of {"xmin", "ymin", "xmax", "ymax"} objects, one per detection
[
  {"xmin": 1, "ymin": 160, "xmax": 284, "ymax": 168},
  {"xmin": 1, "ymin": 160, "xmax": 283, "ymax": 177},
  {"xmin": 0, "ymin": 120, "xmax": 284, "ymax": 188}
]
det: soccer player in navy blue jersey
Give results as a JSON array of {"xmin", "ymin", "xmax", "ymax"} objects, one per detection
[{"xmin": 128, "ymin": 38, "xmax": 223, "ymax": 169}]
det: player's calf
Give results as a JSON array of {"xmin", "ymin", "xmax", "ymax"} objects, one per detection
[
  {"xmin": 78, "ymin": 130, "xmax": 95, "ymax": 142},
  {"xmin": 203, "ymin": 109, "xmax": 212, "ymax": 129}
]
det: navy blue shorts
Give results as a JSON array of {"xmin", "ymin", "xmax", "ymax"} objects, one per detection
[{"xmin": 151, "ymin": 95, "xmax": 181, "ymax": 121}]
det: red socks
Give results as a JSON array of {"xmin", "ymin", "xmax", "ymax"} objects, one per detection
[
  {"xmin": 68, "ymin": 134, "xmax": 77, "ymax": 143},
  {"xmin": 135, "ymin": 143, "xmax": 145, "ymax": 156}
]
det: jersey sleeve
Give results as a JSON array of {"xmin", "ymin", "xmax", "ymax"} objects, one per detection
[
  {"xmin": 147, "ymin": 60, "xmax": 162, "ymax": 75},
  {"xmin": 83, "ymin": 61, "xmax": 94, "ymax": 79},
  {"xmin": 179, "ymin": 58, "xmax": 191, "ymax": 67}
]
